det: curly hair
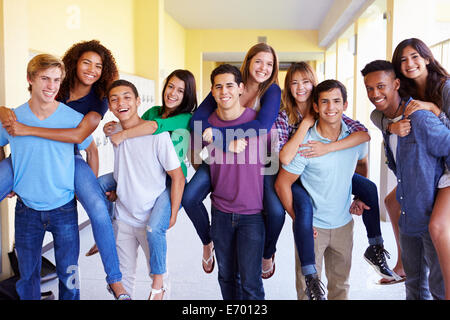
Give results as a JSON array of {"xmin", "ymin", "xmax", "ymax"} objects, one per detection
[{"xmin": 57, "ymin": 40, "xmax": 118, "ymax": 101}]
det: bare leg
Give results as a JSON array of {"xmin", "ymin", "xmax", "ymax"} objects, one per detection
[
  {"xmin": 429, "ymin": 186, "xmax": 450, "ymax": 300},
  {"xmin": 382, "ymin": 186, "xmax": 406, "ymax": 280}
]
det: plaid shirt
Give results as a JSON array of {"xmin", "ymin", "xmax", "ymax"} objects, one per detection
[{"xmin": 275, "ymin": 109, "xmax": 368, "ymax": 152}]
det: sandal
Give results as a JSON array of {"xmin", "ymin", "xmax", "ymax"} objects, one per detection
[
  {"xmin": 85, "ymin": 244, "xmax": 99, "ymax": 256},
  {"xmin": 202, "ymin": 247, "xmax": 215, "ymax": 274},
  {"xmin": 262, "ymin": 254, "xmax": 275, "ymax": 279},
  {"xmin": 148, "ymin": 285, "xmax": 167, "ymax": 300},
  {"xmin": 107, "ymin": 284, "xmax": 132, "ymax": 300}
]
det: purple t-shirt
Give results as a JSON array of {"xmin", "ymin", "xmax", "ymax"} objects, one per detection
[{"xmin": 206, "ymin": 108, "xmax": 271, "ymax": 214}]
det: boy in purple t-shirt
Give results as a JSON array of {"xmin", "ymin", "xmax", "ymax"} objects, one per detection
[{"xmin": 190, "ymin": 64, "xmax": 272, "ymax": 300}]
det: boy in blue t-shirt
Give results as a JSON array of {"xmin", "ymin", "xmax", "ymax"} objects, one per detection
[
  {"xmin": 275, "ymin": 80, "xmax": 368, "ymax": 300},
  {"xmin": 0, "ymin": 54, "xmax": 93, "ymax": 300}
]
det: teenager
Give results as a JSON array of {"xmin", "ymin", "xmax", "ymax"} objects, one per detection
[
  {"xmin": 275, "ymin": 80, "xmax": 369, "ymax": 300},
  {"xmin": 189, "ymin": 64, "xmax": 272, "ymax": 299},
  {"xmin": 0, "ymin": 54, "xmax": 92, "ymax": 300},
  {"xmin": 0, "ymin": 40, "xmax": 129, "ymax": 299},
  {"xmin": 371, "ymin": 38, "xmax": 450, "ymax": 294},
  {"xmin": 86, "ymin": 69, "xmax": 197, "ymax": 255},
  {"xmin": 105, "ymin": 79, "xmax": 184, "ymax": 300},
  {"xmin": 276, "ymin": 62, "xmax": 395, "ymax": 299},
  {"xmin": 182, "ymin": 43, "xmax": 282, "ymax": 278},
  {"xmin": 362, "ymin": 59, "xmax": 448, "ymax": 299}
]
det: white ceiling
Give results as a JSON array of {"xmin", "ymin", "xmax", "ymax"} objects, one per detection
[
  {"xmin": 165, "ymin": 0, "xmax": 335, "ymax": 30},
  {"xmin": 165, "ymin": 0, "xmax": 374, "ymax": 62}
]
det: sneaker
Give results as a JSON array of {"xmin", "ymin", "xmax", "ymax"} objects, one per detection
[
  {"xmin": 364, "ymin": 244, "xmax": 395, "ymax": 280},
  {"xmin": 305, "ymin": 273, "xmax": 326, "ymax": 300}
]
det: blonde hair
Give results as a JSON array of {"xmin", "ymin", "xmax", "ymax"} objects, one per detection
[
  {"xmin": 240, "ymin": 43, "xmax": 279, "ymax": 97},
  {"xmin": 281, "ymin": 62, "xmax": 317, "ymax": 125},
  {"xmin": 27, "ymin": 54, "xmax": 65, "ymax": 93}
]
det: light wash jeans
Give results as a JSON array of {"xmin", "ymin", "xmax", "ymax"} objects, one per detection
[
  {"xmin": 74, "ymin": 155, "xmax": 122, "ymax": 284},
  {"xmin": 399, "ymin": 230, "xmax": 445, "ymax": 300},
  {"xmin": 15, "ymin": 198, "xmax": 80, "ymax": 300}
]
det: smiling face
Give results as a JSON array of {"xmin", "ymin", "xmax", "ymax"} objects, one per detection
[
  {"xmin": 400, "ymin": 45, "xmax": 429, "ymax": 82},
  {"xmin": 364, "ymin": 70, "xmax": 400, "ymax": 113},
  {"xmin": 76, "ymin": 51, "xmax": 103, "ymax": 87},
  {"xmin": 163, "ymin": 76, "xmax": 185, "ymax": 112},
  {"xmin": 28, "ymin": 66, "xmax": 62, "ymax": 105},
  {"xmin": 248, "ymin": 51, "xmax": 274, "ymax": 84},
  {"xmin": 211, "ymin": 72, "xmax": 244, "ymax": 111},
  {"xmin": 289, "ymin": 71, "xmax": 314, "ymax": 105},
  {"xmin": 313, "ymin": 88, "xmax": 347, "ymax": 126},
  {"xmin": 108, "ymin": 85, "xmax": 140, "ymax": 122}
]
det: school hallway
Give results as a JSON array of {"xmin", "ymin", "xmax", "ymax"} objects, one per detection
[{"xmin": 41, "ymin": 185, "xmax": 406, "ymax": 301}]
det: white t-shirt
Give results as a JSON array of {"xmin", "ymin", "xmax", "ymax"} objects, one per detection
[{"xmin": 113, "ymin": 132, "xmax": 180, "ymax": 228}]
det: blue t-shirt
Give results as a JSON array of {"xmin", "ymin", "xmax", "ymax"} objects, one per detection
[
  {"xmin": 282, "ymin": 120, "xmax": 368, "ymax": 229},
  {"xmin": 0, "ymin": 102, "xmax": 93, "ymax": 210},
  {"xmin": 60, "ymin": 86, "xmax": 108, "ymax": 118}
]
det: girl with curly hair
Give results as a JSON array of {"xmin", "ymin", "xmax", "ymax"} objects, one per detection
[{"xmin": 0, "ymin": 40, "xmax": 131, "ymax": 300}]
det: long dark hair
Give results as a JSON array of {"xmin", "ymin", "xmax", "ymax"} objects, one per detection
[
  {"xmin": 160, "ymin": 69, "xmax": 197, "ymax": 117},
  {"xmin": 57, "ymin": 40, "xmax": 118, "ymax": 101},
  {"xmin": 392, "ymin": 38, "xmax": 449, "ymax": 109}
]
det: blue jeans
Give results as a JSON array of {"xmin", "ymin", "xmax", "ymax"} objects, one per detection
[
  {"xmin": 352, "ymin": 173, "xmax": 383, "ymax": 245},
  {"xmin": 211, "ymin": 207, "xmax": 265, "ymax": 300},
  {"xmin": 182, "ymin": 162, "xmax": 212, "ymax": 245},
  {"xmin": 74, "ymin": 155, "xmax": 122, "ymax": 284},
  {"xmin": 147, "ymin": 188, "xmax": 171, "ymax": 275},
  {"xmin": 0, "ymin": 156, "xmax": 13, "ymax": 201},
  {"xmin": 400, "ymin": 230, "xmax": 444, "ymax": 300},
  {"xmin": 97, "ymin": 172, "xmax": 116, "ymax": 219},
  {"xmin": 264, "ymin": 173, "xmax": 316, "ymax": 276},
  {"xmin": 15, "ymin": 198, "xmax": 80, "ymax": 300}
]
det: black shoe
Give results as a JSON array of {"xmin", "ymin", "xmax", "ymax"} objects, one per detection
[
  {"xmin": 305, "ymin": 273, "xmax": 326, "ymax": 300},
  {"xmin": 364, "ymin": 244, "xmax": 395, "ymax": 280}
]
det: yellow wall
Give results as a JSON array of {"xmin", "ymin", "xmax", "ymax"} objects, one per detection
[
  {"xmin": 186, "ymin": 29, "xmax": 321, "ymax": 98},
  {"xmin": 27, "ymin": 0, "xmax": 135, "ymax": 74},
  {"xmin": 163, "ymin": 12, "xmax": 186, "ymax": 77}
]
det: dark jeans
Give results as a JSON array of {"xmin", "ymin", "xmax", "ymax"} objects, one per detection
[
  {"xmin": 211, "ymin": 207, "xmax": 265, "ymax": 300},
  {"xmin": 14, "ymin": 198, "xmax": 80, "ymax": 300}
]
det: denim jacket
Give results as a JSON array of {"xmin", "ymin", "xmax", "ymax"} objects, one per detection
[{"xmin": 383, "ymin": 100, "xmax": 450, "ymax": 236}]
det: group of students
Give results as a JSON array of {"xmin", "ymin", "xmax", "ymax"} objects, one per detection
[{"xmin": 0, "ymin": 37, "xmax": 448, "ymax": 301}]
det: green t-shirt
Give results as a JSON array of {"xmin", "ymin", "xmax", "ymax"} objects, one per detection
[{"xmin": 141, "ymin": 106, "xmax": 191, "ymax": 177}]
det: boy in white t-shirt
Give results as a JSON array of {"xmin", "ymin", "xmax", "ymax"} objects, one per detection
[{"xmin": 106, "ymin": 79, "xmax": 185, "ymax": 300}]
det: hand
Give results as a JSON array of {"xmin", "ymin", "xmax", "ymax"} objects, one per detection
[
  {"xmin": 313, "ymin": 228, "xmax": 318, "ymax": 239},
  {"xmin": 303, "ymin": 110, "xmax": 316, "ymax": 128},
  {"xmin": 103, "ymin": 121, "xmax": 120, "ymax": 136},
  {"xmin": 168, "ymin": 215, "xmax": 177, "ymax": 229},
  {"xmin": 298, "ymin": 140, "xmax": 330, "ymax": 158},
  {"xmin": 110, "ymin": 130, "xmax": 128, "ymax": 147},
  {"xmin": 405, "ymin": 99, "xmax": 440, "ymax": 118},
  {"xmin": 228, "ymin": 138, "xmax": 248, "ymax": 153},
  {"xmin": 389, "ymin": 119, "xmax": 411, "ymax": 137},
  {"xmin": 349, "ymin": 199, "xmax": 370, "ymax": 216},
  {"xmin": 4, "ymin": 121, "xmax": 29, "ymax": 136},
  {"xmin": 0, "ymin": 106, "xmax": 16, "ymax": 127},
  {"xmin": 202, "ymin": 128, "xmax": 213, "ymax": 143},
  {"xmin": 105, "ymin": 191, "xmax": 117, "ymax": 202}
]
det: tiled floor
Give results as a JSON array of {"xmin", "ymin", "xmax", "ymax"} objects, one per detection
[{"xmin": 41, "ymin": 196, "xmax": 406, "ymax": 300}]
